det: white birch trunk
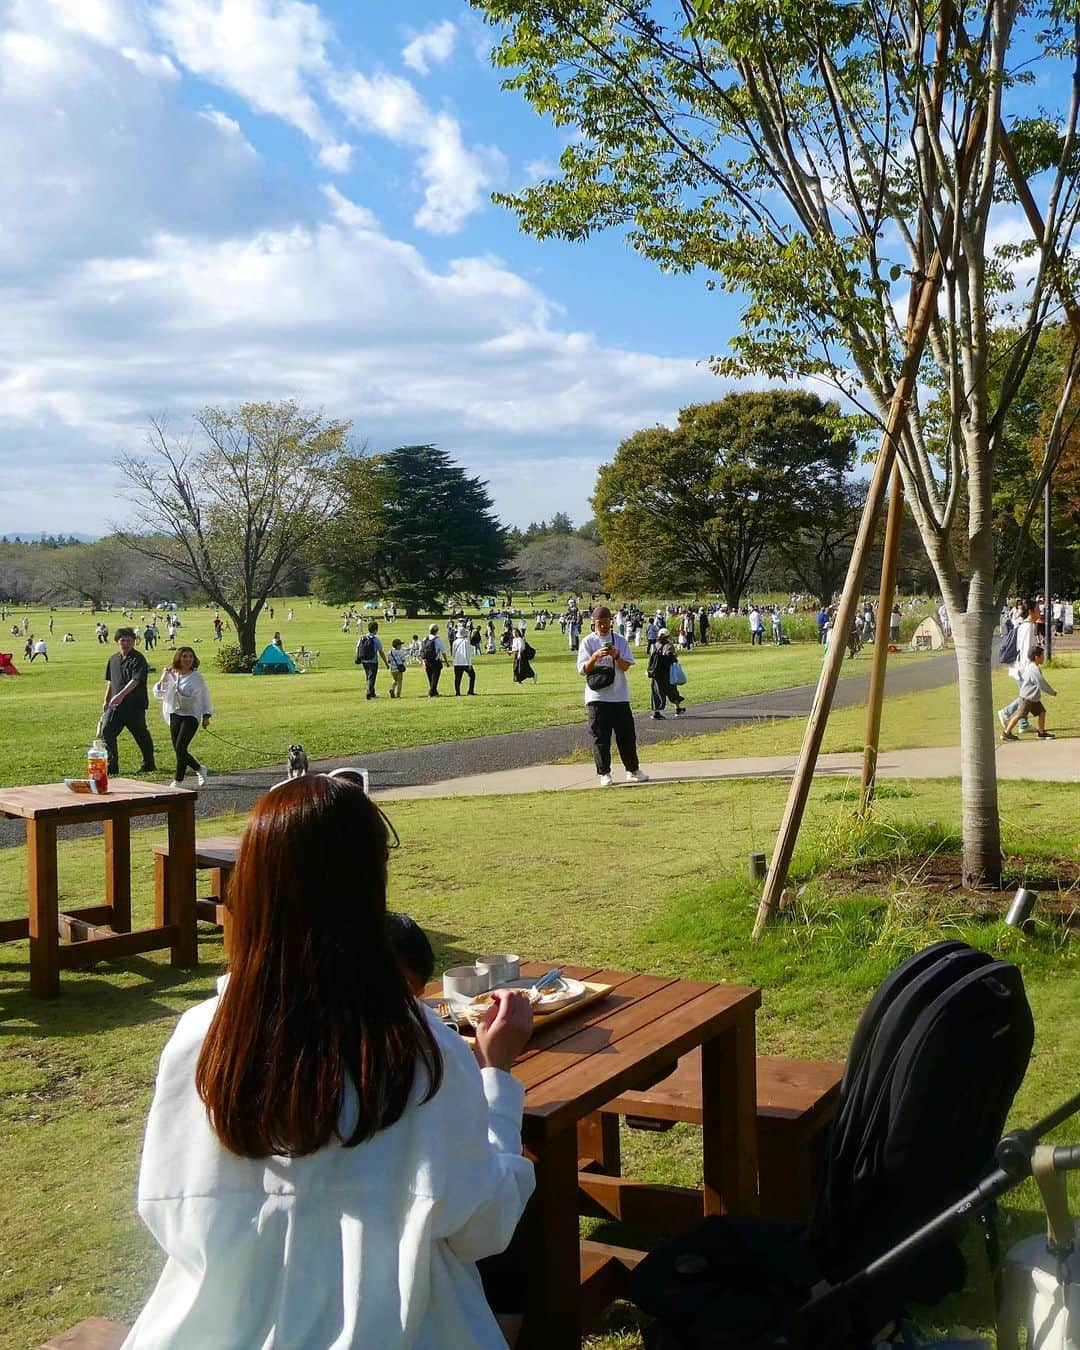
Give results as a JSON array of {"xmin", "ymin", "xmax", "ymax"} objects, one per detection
[{"xmin": 951, "ymin": 607, "xmax": 1002, "ymax": 887}]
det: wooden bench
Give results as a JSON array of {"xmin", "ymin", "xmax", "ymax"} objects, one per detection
[
  {"xmin": 153, "ymin": 834, "xmax": 240, "ymax": 940},
  {"xmin": 39, "ymin": 1319, "xmax": 128, "ymax": 1349},
  {"xmin": 591, "ymin": 1051, "xmax": 844, "ymax": 1223}
]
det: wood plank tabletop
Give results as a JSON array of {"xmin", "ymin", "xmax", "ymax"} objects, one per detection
[
  {"xmin": 0, "ymin": 778, "xmax": 194, "ymax": 820},
  {"xmin": 432, "ymin": 960, "xmax": 760, "ymax": 1140}
]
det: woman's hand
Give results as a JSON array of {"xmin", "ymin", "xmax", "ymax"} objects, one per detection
[{"xmin": 472, "ymin": 989, "xmax": 534, "ymax": 1072}]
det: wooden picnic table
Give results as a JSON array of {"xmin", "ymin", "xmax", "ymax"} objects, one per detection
[
  {"xmin": 0, "ymin": 779, "xmax": 197, "ymax": 997},
  {"xmin": 435, "ymin": 960, "xmax": 761, "ymax": 1349}
]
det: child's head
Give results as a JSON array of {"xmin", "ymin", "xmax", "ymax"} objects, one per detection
[
  {"xmin": 386, "ymin": 911, "xmax": 435, "ymax": 994},
  {"xmin": 1032, "ymin": 644, "xmax": 1046, "ymax": 664},
  {"xmin": 391, "ymin": 638, "xmax": 403, "ymax": 650}
]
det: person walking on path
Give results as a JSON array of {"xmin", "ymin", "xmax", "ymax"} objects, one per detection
[
  {"xmin": 1001, "ymin": 644, "xmax": 1057, "ymax": 741},
  {"xmin": 387, "ymin": 638, "xmax": 406, "ymax": 699},
  {"xmin": 421, "ymin": 624, "xmax": 449, "ymax": 696},
  {"xmin": 356, "ymin": 621, "xmax": 389, "ymax": 700},
  {"xmin": 153, "ymin": 647, "xmax": 213, "ymax": 788},
  {"xmin": 452, "ymin": 626, "xmax": 477, "ymax": 695},
  {"xmin": 102, "ymin": 627, "xmax": 157, "ymax": 775},
  {"xmin": 577, "ymin": 605, "xmax": 649, "ymax": 787},
  {"xmin": 647, "ymin": 627, "xmax": 685, "ymax": 721},
  {"xmin": 998, "ymin": 601, "xmax": 1039, "ymax": 734}
]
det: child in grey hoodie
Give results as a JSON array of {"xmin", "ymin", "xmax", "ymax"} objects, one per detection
[{"xmin": 1001, "ymin": 645, "xmax": 1056, "ymax": 741}]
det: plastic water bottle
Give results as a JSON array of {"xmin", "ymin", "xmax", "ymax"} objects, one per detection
[{"xmin": 86, "ymin": 738, "xmax": 109, "ymax": 794}]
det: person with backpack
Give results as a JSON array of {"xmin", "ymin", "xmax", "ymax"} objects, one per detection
[
  {"xmin": 647, "ymin": 628, "xmax": 685, "ymax": 720},
  {"xmin": 355, "ymin": 620, "xmax": 389, "ymax": 700},
  {"xmin": 997, "ymin": 601, "xmax": 1039, "ymax": 734},
  {"xmin": 420, "ymin": 624, "xmax": 449, "ymax": 696}
]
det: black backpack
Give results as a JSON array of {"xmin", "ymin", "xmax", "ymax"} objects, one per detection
[
  {"xmin": 357, "ymin": 634, "xmax": 376, "ymax": 662},
  {"xmin": 629, "ymin": 941, "xmax": 1034, "ymax": 1348},
  {"xmin": 420, "ymin": 637, "xmax": 438, "ymax": 663},
  {"xmin": 521, "ymin": 640, "xmax": 536, "ymax": 662}
]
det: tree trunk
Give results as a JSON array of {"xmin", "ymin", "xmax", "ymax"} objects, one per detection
[
  {"xmin": 725, "ymin": 588, "xmax": 741, "ymax": 611},
  {"xmin": 951, "ymin": 608, "xmax": 1002, "ymax": 889},
  {"xmin": 237, "ymin": 617, "xmax": 258, "ymax": 661}
]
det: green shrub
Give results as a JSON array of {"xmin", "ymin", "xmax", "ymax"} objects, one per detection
[{"xmin": 216, "ymin": 644, "xmax": 255, "ymax": 673}]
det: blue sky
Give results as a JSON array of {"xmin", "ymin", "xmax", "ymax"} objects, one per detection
[{"xmin": 0, "ymin": 0, "xmax": 735, "ymax": 535}]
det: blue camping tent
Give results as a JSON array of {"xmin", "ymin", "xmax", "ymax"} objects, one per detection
[{"xmin": 251, "ymin": 644, "xmax": 298, "ymax": 674}]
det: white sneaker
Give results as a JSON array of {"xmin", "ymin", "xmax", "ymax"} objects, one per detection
[
  {"xmin": 195, "ymin": 765, "xmax": 209, "ymax": 786},
  {"xmin": 626, "ymin": 770, "xmax": 650, "ymax": 783},
  {"xmin": 597, "ymin": 774, "xmax": 613, "ymax": 787},
  {"xmin": 168, "ymin": 780, "xmax": 182, "ymax": 789},
  {"xmin": 997, "ymin": 709, "xmax": 1008, "ymax": 729}
]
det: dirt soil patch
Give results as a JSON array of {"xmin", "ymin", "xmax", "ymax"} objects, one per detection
[{"xmin": 825, "ymin": 852, "xmax": 1080, "ymax": 923}]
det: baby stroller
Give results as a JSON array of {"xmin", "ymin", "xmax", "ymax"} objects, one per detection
[{"xmin": 630, "ymin": 941, "xmax": 1053, "ymax": 1348}]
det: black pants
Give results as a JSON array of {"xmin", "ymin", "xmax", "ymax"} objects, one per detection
[
  {"xmin": 170, "ymin": 714, "xmax": 200, "ymax": 782},
  {"xmin": 586, "ymin": 701, "xmax": 639, "ymax": 775},
  {"xmin": 453, "ymin": 665, "xmax": 476, "ymax": 694},
  {"xmin": 750, "ymin": 629, "xmax": 763, "ymax": 645},
  {"xmin": 425, "ymin": 661, "xmax": 442, "ymax": 695},
  {"xmin": 362, "ymin": 661, "xmax": 379, "ymax": 698},
  {"xmin": 651, "ymin": 677, "xmax": 683, "ymax": 713},
  {"xmin": 103, "ymin": 705, "xmax": 156, "ymax": 773}
]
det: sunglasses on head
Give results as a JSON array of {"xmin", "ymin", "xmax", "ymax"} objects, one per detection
[{"xmin": 267, "ymin": 767, "xmax": 401, "ymax": 849}]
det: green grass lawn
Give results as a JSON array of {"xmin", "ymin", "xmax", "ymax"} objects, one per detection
[
  {"xmin": 644, "ymin": 657, "xmax": 1080, "ymax": 761},
  {"xmin": 0, "ymin": 774, "xmax": 1076, "ymax": 1348},
  {"xmin": 3, "ymin": 601, "xmax": 843, "ymax": 787}
]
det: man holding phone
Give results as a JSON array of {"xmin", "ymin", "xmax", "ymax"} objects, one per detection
[{"xmin": 577, "ymin": 605, "xmax": 649, "ymax": 787}]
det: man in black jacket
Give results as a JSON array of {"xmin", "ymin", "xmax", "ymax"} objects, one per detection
[{"xmin": 102, "ymin": 627, "xmax": 157, "ymax": 774}]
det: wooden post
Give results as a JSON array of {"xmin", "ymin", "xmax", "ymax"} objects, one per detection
[
  {"xmin": 858, "ymin": 466, "xmax": 905, "ymax": 815},
  {"xmin": 751, "ymin": 254, "xmax": 950, "ymax": 940}
]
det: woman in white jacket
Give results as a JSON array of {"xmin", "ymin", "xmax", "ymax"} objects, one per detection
[
  {"xmin": 152, "ymin": 646, "xmax": 213, "ymax": 788},
  {"xmin": 123, "ymin": 775, "xmax": 535, "ymax": 1349}
]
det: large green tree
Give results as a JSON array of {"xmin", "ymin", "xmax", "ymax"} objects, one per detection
[
  {"xmin": 117, "ymin": 401, "xmax": 348, "ymax": 660},
  {"xmin": 471, "ymin": 0, "xmax": 1080, "ymax": 887},
  {"xmin": 593, "ymin": 392, "xmax": 856, "ymax": 608},
  {"xmin": 319, "ymin": 445, "xmax": 514, "ymax": 616}
]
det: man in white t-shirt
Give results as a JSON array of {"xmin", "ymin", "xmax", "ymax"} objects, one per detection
[
  {"xmin": 452, "ymin": 626, "xmax": 476, "ymax": 696},
  {"xmin": 748, "ymin": 608, "xmax": 763, "ymax": 646},
  {"xmin": 576, "ymin": 606, "xmax": 649, "ymax": 787}
]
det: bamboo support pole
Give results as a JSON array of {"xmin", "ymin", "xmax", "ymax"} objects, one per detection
[{"xmin": 858, "ymin": 466, "xmax": 905, "ymax": 815}]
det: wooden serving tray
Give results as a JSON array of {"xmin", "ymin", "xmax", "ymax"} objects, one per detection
[{"xmin": 428, "ymin": 980, "xmax": 613, "ymax": 1036}]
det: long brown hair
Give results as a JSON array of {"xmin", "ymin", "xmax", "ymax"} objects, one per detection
[{"xmin": 195, "ymin": 775, "xmax": 442, "ymax": 1157}]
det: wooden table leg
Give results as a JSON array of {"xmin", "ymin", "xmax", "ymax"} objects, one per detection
[
  {"xmin": 701, "ymin": 1012, "xmax": 759, "ymax": 1216},
  {"xmin": 167, "ymin": 799, "xmax": 197, "ymax": 967},
  {"xmin": 103, "ymin": 814, "xmax": 132, "ymax": 932},
  {"xmin": 28, "ymin": 819, "xmax": 60, "ymax": 997},
  {"xmin": 520, "ymin": 1126, "xmax": 583, "ymax": 1350},
  {"xmin": 578, "ymin": 1110, "xmax": 621, "ymax": 1174},
  {"xmin": 153, "ymin": 852, "xmax": 168, "ymax": 928}
]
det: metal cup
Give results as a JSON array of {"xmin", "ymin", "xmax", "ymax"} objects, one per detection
[
  {"xmin": 442, "ymin": 965, "xmax": 490, "ymax": 998},
  {"xmin": 476, "ymin": 953, "xmax": 520, "ymax": 986},
  {"xmin": 1004, "ymin": 888, "xmax": 1037, "ymax": 931}
]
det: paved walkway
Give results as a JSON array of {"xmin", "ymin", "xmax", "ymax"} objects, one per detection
[
  {"xmin": 374, "ymin": 738, "xmax": 1080, "ymax": 801},
  {"xmin": 0, "ymin": 647, "xmax": 959, "ymax": 847}
]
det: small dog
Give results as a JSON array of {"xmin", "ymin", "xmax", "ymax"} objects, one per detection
[{"xmin": 287, "ymin": 744, "xmax": 310, "ymax": 779}]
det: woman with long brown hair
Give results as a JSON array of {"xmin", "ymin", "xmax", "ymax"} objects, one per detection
[{"xmin": 123, "ymin": 775, "xmax": 535, "ymax": 1348}]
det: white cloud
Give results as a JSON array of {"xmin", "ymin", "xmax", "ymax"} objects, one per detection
[
  {"xmin": 150, "ymin": 0, "xmax": 343, "ymax": 158},
  {"xmin": 121, "ymin": 46, "xmax": 182, "ymax": 79},
  {"xmin": 402, "ymin": 20, "xmax": 456, "ymax": 76},
  {"xmin": 0, "ymin": 184, "xmax": 727, "ymax": 531},
  {"xmin": 330, "ymin": 71, "xmax": 505, "ymax": 234}
]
